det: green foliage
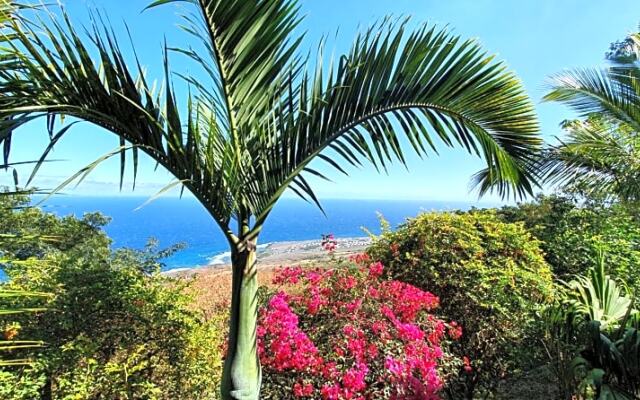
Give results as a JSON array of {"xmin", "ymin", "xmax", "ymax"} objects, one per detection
[
  {"xmin": 367, "ymin": 210, "xmax": 555, "ymax": 398},
  {"xmin": 0, "ymin": 191, "xmax": 51, "ymax": 368},
  {"xmin": 0, "ymin": 191, "xmax": 111, "ymax": 260},
  {"xmin": 0, "ymin": 0, "xmax": 542, "ymax": 226},
  {"xmin": 544, "ymin": 25, "xmax": 640, "ymax": 205},
  {"xmin": 0, "ymin": 289, "xmax": 47, "ymax": 368},
  {"xmin": 544, "ymin": 260, "xmax": 639, "ymax": 399},
  {"xmin": 564, "ymin": 254, "xmax": 634, "ymax": 330},
  {"xmin": 498, "ymin": 195, "xmax": 640, "ymax": 289},
  {"xmin": 540, "ymin": 115, "xmax": 640, "ymax": 204},
  {"xmin": 0, "ymin": 362, "xmax": 47, "ymax": 400},
  {"xmin": 0, "ymin": 193, "xmax": 224, "ymax": 400},
  {"xmin": 607, "ymin": 25, "xmax": 640, "ymax": 63}
]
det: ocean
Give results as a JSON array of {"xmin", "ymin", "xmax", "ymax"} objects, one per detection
[{"xmin": 35, "ymin": 196, "xmax": 497, "ymax": 271}]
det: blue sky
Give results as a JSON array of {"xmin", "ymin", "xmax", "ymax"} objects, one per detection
[{"xmin": 3, "ymin": 0, "xmax": 639, "ymax": 203}]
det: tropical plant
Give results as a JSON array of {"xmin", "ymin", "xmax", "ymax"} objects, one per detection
[
  {"xmin": 498, "ymin": 194, "xmax": 640, "ymax": 288},
  {"xmin": 258, "ymin": 256, "xmax": 461, "ymax": 399},
  {"xmin": 572, "ymin": 321, "xmax": 640, "ymax": 399},
  {"xmin": 0, "ymin": 1, "xmax": 542, "ymax": 397},
  {"xmin": 367, "ymin": 211, "xmax": 555, "ymax": 398},
  {"xmin": 0, "ymin": 189, "xmax": 50, "ymax": 369},
  {"xmin": 563, "ymin": 253, "xmax": 635, "ymax": 330},
  {"xmin": 607, "ymin": 27, "xmax": 640, "ymax": 63},
  {"xmin": 544, "ymin": 255, "xmax": 639, "ymax": 399},
  {"xmin": 540, "ymin": 116, "xmax": 640, "ymax": 203},
  {"xmin": 542, "ymin": 28, "xmax": 640, "ymax": 204}
]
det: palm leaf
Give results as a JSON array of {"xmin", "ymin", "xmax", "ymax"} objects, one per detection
[
  {"xmin": 545, "ymin": 68, "xmax": 640, "ymax": 133},
  {"xmin": 1, "ymin": 0, "xmax": 541, "ymax": 243},
  {"xmin": 247, "ymin": 20, "xmax": 541, "ymax": 228},
  {"xmin": 0, "ymin": 288, "xmax": 48, "ymax": 367},
  {"xmin": 540, "ymin": 116, "xmax": 640, "ymax": 202},
  {"xmin": 0, "ymin": 5, "xmax": 235, "ymax": 231}
]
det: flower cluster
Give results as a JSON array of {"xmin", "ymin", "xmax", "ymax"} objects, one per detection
[
  {"xmin": 321, "ymin": 233, "xmax": 338, "ymax": 252},
  {"xmin": 258, "ymin": 254, "xmax": 463, "ymax": 399},
  {"xmin": 257, "ymin": 292, "xmax": 322, "ymax": 372}
]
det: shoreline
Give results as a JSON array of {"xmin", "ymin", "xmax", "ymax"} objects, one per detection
[{"xmin": 164, "ymin": 236, "xmax": 372, "ymax": 277}]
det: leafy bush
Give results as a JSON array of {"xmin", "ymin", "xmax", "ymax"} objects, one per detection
[
  {"xmin": 498, "ymin": 194, "xmax": 640, "ymax": 286},
  {"xmin": 544, "ymin": 256, "xmax": 639, "ymax": 399},
  {"xmin": 0, "ymin": 193, "xmax": 224, "ymax": 400},
  {"xmin": 367, "ymin": 210, "xmax": 555, "ymax": 398},
  {"xmin": 258, "ymin": 256, "xmax": 462, "ymax": 399},
  {"xmin": 0, "ymin": 191, "xmax": 111, "ymax": 260}
]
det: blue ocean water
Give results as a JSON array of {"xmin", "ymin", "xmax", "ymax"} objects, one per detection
[{"xmin": 36, "ymin": 196, "xmax": 496, "ymax": 271}]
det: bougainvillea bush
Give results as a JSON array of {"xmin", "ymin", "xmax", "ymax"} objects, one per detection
[{"xmin": 257, "ymin": 255, "xmax": 463, "ymax": 399}]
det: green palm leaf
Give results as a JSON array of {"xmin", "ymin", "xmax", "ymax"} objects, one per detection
[
  {"xmin": 540, "ymin": 116, "xmax": 640, "ymax": 202},
  {"xmin": 543, "ymin": 44, "xmax": 640, "ymax": 202},
  {"xmin": 545, "ymin": 68, "xmax": 640, "ymax": 133},
  {"xmin": 248, "ymin": 20, "xmax": 541, "ymax": 225}
]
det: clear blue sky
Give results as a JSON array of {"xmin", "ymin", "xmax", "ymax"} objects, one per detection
[{"xmin": 3, "ymin": 0, "xmax": 639, "ymax": 203}]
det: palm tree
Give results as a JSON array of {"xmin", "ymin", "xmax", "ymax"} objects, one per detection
[
  {"xmin": 540, "ymin": 115, "xmax": 640, "ymax": 202},
  {"xmin": 0, "ymin": 0, "xmax": 541, "ymax": 398},
  {"xmin": 543, "ymin": 30, "xmax": 640, "ymax": 203}
]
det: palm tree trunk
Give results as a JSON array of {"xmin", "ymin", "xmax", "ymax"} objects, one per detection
[{"xmin": 220, "ymin": 239, "xmax": 261, "ymax": 400}]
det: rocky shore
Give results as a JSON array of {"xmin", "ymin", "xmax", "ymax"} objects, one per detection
[{"xmin": 166, "ymin": 236, "xmax": 372, "ymax": 277}]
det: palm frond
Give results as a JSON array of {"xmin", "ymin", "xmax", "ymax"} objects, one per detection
[
  {"xmin": 544, "ymin": 68, "xmax": 640, "ymax": 133},
  {"xmin": 0, "ymin": 4, "xmax": 236, "ymax": 233},
  {"xmin": 540, "ymin": 116, "xmax": 640, "ymax": 202},
  {"xmin": 544, "ymin": 36, "xmax": 640, "ymax": 203},
  {"xmin": 147, "ymin": 0, "xmax": 302, "ymax": 130},
  {"xmin": 1, "ymin": 1, "xmax": 541, "ymax": 242},
  {"xmin": 247, "ymin": 20, "xmax": 541, "ymax": 225}
]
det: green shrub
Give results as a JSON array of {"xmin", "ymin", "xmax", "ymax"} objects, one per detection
[
  {"xmin": 544, "ymin": 257, "xmax": 639, "ymax": 399},
  {"xmin": 498, "ymin": 195, "xmax": 640, "ymax": 287},
  {"xmin": 367, "ymin": 210, "xmax": 555, "ymax": 398},
  {"xmin": 0, "ymin": 193, "xmax": 224, "ymax": 400},
  {"xmin": 0, "ymin": 191, "xmax": 111, "ymax": 260},
  {"xmin": 0, "ymin": 363, "xmax": 46, "ymax": 400}
]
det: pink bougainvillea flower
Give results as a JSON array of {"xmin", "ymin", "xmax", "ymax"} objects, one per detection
[
  {"xmin": 272, "ymin": 266, "xmax": 305, "ymax": 285},
  {"xmin": 293, "ymin": 381, "xmax": 315, "ymax": 397},
  {"xmin": 255, "ymin": 254, "xmax": 462, "ymax": 399},
  {"xmin": 368, "ymin": 261, "xmax": 384, "ymax": 278},
  {"xmin": 463, "ymin": 356, "xmax": 473, "ymax": 373}
]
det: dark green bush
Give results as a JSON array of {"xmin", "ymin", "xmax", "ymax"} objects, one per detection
[
  {"xmin": 498, "ymin": 195, "xmax": 640, "ymax": 288},
  {"xmin": 367, "ymin": 210, "xmax": 555, "ymax": 398},
  {"xmin": 0, "ymin": 193, "xmax": 224, "ymax": 400}
]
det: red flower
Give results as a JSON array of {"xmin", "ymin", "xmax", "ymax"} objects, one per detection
[
  {"xmin": 463, "ymin": 356, "xmax": 473, "ymax": 373},
  {"xmin": 368, "ymin": 261, "xmax": 384, "ymax": 278},
  {"xmin": 273, "ymin": 266, "xmax": 304, "ymax": 285},
  {"xmin": 321, "ymin": 233, "xmax": 338, "ymax": 252},
  {"xmin": 448, "ymin": 322, "xmax": 463, "ymax": 340},
  {"xmin": 349, "ymin": 253, "xmax": 371, "ymax": 265},
  {"xmin": 293, "ymin": 382, "xmax": 314, "ymax": 397}
]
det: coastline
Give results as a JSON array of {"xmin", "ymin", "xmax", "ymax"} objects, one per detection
[{"xmin": 165, "ymin": 236, "xmax": 372, "ymax": 277}]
